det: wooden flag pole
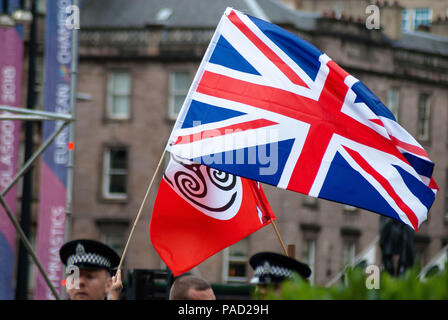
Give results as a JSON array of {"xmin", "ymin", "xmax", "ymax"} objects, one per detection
[
  {"xmin": 270, "ymin": 219, "xmax": 288, "ymax": 256},
  {"xmin": 117, "ymin": 149, "xmax": 167, "ymax": 271}
]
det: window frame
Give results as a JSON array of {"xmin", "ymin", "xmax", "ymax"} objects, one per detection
[
  {"xmin": 168, "ymin": 70, "xmax": 191, "ymax": 121},
  {"xmin": 96, "ymin": 218, "xmax": 130, "ymax": 261},
  {"xmin": 387, "ymin": 87, "xmax": 400, "ymax": 121},
  {"xmin": 402, "ymin": 8, "xmax": 410, "ymax": 31},
  {"xmin": 413, "ymin": 8, "xmax": 432, "ymax": 30},
  {"xmin": 341, "ymin": 239, "xmax": 356, "ymax": 268},
  {"xmin": 222, "ymin": 238, "xmax": 249, "ymax": 284},
  {"xmin": 301, "ymin": 238, "xmax": 316, "ymax": 285},
  {"xmin": 343, "ymin": 204, "xmax": 358, "ymax": 212},
  {"xmin": 303, "ymin": 195, "xmax": 318, "ymax": 209},
  {"xmin": 402, "ymin": 8, "xmax": 432, "ymax": 31},
  {"xmin": 102, "ymin": 146, "xmax": 129, "ymax": 200},
  {"xmin": 417, "ymin": 93, "xmax": 431, "ymax": 142},
  {"xmin": 99, "ymin": 227, "xmax": 127, "ymax": 257},
  {"xmin": 105, "ymin": 71, "xmax": 132, "ymax": 120}
]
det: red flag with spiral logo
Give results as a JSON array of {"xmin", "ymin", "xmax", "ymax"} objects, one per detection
[{"xmin": 149, "ymin": 154, "xmax": 275, "ymax": 276}]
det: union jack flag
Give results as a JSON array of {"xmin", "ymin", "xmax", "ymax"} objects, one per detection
[{"xmin": 166, "ymin": 8, "xmax": 438, "ymax": 231}]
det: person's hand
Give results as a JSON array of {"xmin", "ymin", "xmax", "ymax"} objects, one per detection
[{"xmin": 108, "ymin": 269, "xmax": 123, "ymax": 300}]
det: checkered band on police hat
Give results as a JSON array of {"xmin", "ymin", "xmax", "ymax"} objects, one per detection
[
  {"xmin": 249, "ymin": 252, "xmax": 312, "ymax": 285},
  {"xmin": 60, "ymin": 240, "xmax": 120, "ymax": 270},
  {"xmin": 67, "ymin": 252, "xmax": 112, "ymax": 269},
  {"xmin": 250, "ymin": 261, "xmax": 294, "ymax": 284},
  {"xmin": 254, "ymin": 263, "xmax": 294, "ymax": 279}
]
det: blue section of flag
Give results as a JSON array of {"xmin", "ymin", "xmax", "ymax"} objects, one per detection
[
  {"xmin": 193, "ymin": 139, "xmax": 295, "ymax": 187},
  {"xmin": 402, "ymin": 152, "xmax": 434, "ymax": 178},
  {"xmin": 393, "ymin": 165, "xmax": 435, "ymax": 211},
  {"xmin": 0, "ymin": 233, "xmax": 14, "ymax": 300},
  {"xmin": 182, "ymin": 100, "xmax": 246, "ymax": 129},
  {"xmin": 210, "ymin": 35, "xmax": 260, "ymax": 75},
  {"xmin": 352, "ymin": 81, "xmax": 395, "ymax": 121},
  {"xmin": 247, "ymin": 15, "xmax": 322, "ymax": 81},
  {"xmin": 319, "ymin": 152, "xmax": 402, "ymax": 222}
]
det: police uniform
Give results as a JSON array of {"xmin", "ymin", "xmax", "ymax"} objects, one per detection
[
  {"xmin": 249, "ymin": 251, "xmax": 311, "ymax": 285},
  {"xmin": 59, "ymin": 239, "xmax": 120, "ymax": 273}
]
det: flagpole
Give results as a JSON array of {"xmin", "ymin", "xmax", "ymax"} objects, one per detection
[
  {"xmin": 270, "ymin": 219, "xmax": 288, "ymax": 256},
  {"xmin": 117, "ymin": 149, "xmax": 167, "ymax": 271}
]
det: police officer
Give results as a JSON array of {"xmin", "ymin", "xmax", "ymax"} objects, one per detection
[
  {"xmin": 59, "ymin": 239, "xmax": 123, "ymax": 300},
  {"xmin": 249, "ymin": 251, "xmax": 311, "ymax": 297}
]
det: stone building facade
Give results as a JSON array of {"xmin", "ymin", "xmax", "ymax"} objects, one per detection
[{"xmin": 60, "ymin": 0, "xmax": 448, "ymax": 287}]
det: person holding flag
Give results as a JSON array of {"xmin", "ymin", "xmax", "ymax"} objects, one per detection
[{"xmin": 59, "ymin": 239, "xmax": 123, "ymax": 300}]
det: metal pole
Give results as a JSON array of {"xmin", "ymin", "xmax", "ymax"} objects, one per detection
[
  {"xmin": 0, "ymin": 194, "xmax": 60, "ymax": 300},
  {"xmin": 0, "ymin": 115, "xmax": 53, "ymax": 120},
  {"xmin": 62, "ymin": 0, "xmax": 80, "ymax": 299},
  {"xmin": 15, "ymin": 0, "xmax": 36, "ymax": 300},
  {"xmin": 0, "ymin": 105, "xmax": 73, "ymax": 120}
]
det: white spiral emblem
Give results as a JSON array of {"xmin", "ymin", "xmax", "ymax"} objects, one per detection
[{"xmin": 164, "ymin": 154, "xmax": 242, "ymax": 220}]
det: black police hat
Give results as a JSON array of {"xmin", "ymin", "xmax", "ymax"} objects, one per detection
[
  {"xmin": 249, "ymin": 252, "xmax": 311, "ymax": 285},
  {"xmin": 59, "ymin": 239, "xmax": 120, "ymax": 272}
]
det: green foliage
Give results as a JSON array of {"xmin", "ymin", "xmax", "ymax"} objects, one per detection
[{"xmin": 256, "ymin": 260, "xmax": 448, "ymax": 300}]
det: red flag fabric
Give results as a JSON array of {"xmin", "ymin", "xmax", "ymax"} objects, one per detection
[{"xmin": 149, "ymin": 155, "xmax": 275, "ymax": 276}]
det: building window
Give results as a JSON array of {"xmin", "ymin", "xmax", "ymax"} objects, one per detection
[
  {"xmin": 414, "ymin": 245, "xmax": 427, "ymax": 269},
  {"xmin": 413, "ymin": 8, "xmax": 432, "ymax": 30},
  {"xmin": 343, "ymin": 205, "xmax": 358, "ymax": 212},
  {"xmin": 106, "ymin": 71, "xmax": 131, "ymax": 120},
  {"xmin": 387, "ymin": 88, "xmax": 400, "ymax": 121},
  {"xmin": 97, "ymin": 219, "xmax": 129, "ymax": 258},
  {"xmin": 417, "ymin": 93, "xmax": 431, "ymax": 141},
  {"xmin": 101, "ymin": 230, "xmax": 126, "ymax": 256},
  {"xmin": 342, "ymin": 240, "xmax": 356, "ymax": 268},
  {"xmin": 223, "ymin": 238, "xmax": 248, "ymax": 283},
  {"xmin": 169, "ymin": 71, "xmax": 190, "ymax": 120},
  {"xmin": 402, "ymin": 9, "xmax": 410, "ymax": 31},
  {"xmin": 402, "ymin": 8, "xmax": 432, "ymax": 31},
  {"xmin": 102, "ymin": 147, "xmax": 128, "ymax": 200},
  {"xmin": 301, "ymin": 238, "xmax": 315, "ymax": 285},
  {"xmin": 303, "ymin": 196, "xmax": 318, "ymax": 208}
]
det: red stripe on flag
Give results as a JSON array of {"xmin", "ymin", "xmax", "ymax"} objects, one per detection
[
  {"xmin": 390, "ymin": 136, "xmax": 429, "ymax": 158},
  {"xmin": 343, "ymin": 146, "xmax": 419, "ymax": 231},
  {"xmin": 429, "ymin": 177, "xmax": 439, "ymax": 191},
  {"xmin": 197, "ymin": 71, "xmax": 323, "ymax": 125},
  {"xmin": 369, "ymin": 118, "xmax": 384, "ymax": 127},
  {"xmin": 227, "ymin": 10, "xmax": 309, "ymax": 88},
  {"xmin": 174, "ymin": 118, "xmax": 278, "ymax": 145}
]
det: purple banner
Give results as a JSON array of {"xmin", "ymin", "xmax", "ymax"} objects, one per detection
[
  {"xmin": 0, "ymin": 0, "xmax": 24, "ymax": 300},
  {"xmin": 34, "ymin": 0, "xmax": 75, "ymax": 300}
]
